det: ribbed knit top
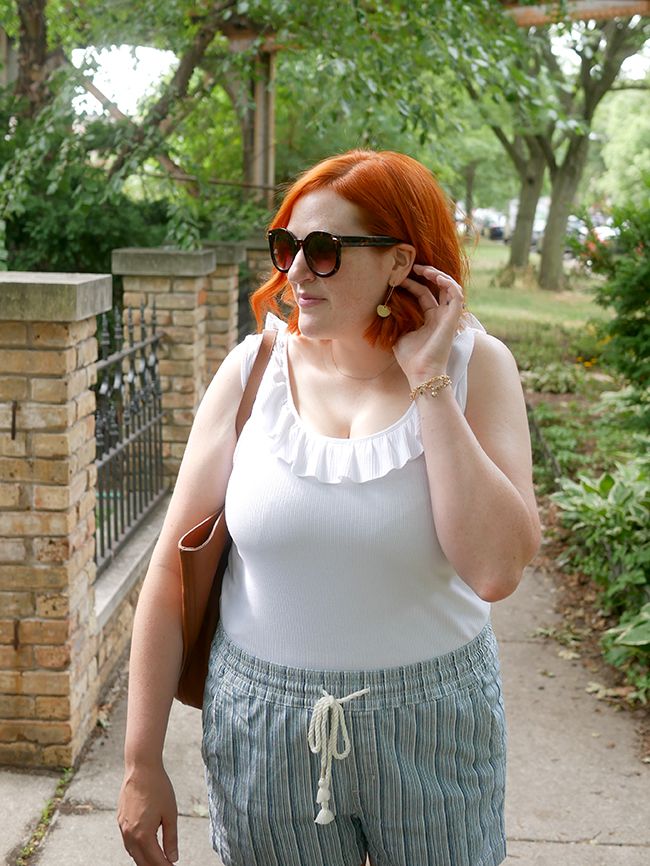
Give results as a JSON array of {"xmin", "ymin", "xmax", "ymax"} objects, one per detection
[{"xmin": 219, "ymin": 316, "xmax": 490, "ymax": 670}]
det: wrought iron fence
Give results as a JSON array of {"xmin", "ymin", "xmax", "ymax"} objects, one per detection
[{"xmin": 94, "ymin": 302, "xmax": 167, "ymax": 575}]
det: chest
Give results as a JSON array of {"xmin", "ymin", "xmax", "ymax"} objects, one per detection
[{"xmin": 288, "ymin": 363, "xmax": 411, "ymax": 439}]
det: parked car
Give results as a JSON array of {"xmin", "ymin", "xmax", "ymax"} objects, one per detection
[{"xmin": 480, "ymin": 212, "xmax": 507, "ymax": 240}]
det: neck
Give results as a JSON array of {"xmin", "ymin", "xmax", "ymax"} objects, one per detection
[{"xmin": 325, "ymin": 339, "xmax": 397, "ymax": 381}]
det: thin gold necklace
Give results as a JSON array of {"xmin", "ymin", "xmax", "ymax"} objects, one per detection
[{"xmin": 328, "ymin": 342, "xmax": 397, "ymax": 381}]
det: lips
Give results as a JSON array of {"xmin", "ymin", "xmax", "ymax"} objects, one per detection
[{"xmin": 297, "ymin": 294, "xmax": 325, "ymax": 307}]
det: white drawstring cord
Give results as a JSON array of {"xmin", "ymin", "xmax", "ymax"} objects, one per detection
[{"xmin": 308, "ymin": 687, "xmax": 370, "ymax": 825}]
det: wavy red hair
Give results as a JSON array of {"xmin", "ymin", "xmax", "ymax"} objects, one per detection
[{"xmin": 250, "ymin": 150, "xmax": 468, "ymax": 350}]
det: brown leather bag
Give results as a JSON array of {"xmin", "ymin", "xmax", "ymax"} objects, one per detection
[{"xmin": 175, "ymin": 330, "xmax": 276, "ymax": 708}]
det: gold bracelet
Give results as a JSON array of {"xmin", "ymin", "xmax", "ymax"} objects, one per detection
[{"xmin": 409, "ymin": 374, "xmax": 452, "ymax": 402}]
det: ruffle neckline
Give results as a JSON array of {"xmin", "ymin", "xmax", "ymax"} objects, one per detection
[{"xmin": 256, "ymin": 316, "xmax": 423, "ymax": 484}]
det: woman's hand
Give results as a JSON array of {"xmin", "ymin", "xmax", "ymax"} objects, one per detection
[
  {"xmin": 393, "ymin": 264, "xmax": 466, "ymax": 385},
  {"xmin": 118, "ymin": 765, "xmax": 179, "ymax": 865}
]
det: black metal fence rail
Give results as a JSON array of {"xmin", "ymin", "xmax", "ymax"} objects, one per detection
[{"xmin": 94, "ymin": 302, "xmax": 167, "ymax": 575}]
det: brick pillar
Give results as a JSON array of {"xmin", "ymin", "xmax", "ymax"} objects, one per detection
[
  {"xmin": 111, "ymin": 248, "xmax": 217, "ymax": 485},
  {"xmin": 202, "ymin": 242, "xmax": 245, "ymax": 379},
  {"xmin": 0, "ymin": 272, "xmax": 111, "ymax": 768},
  {"xmin": 245, "ymin": 234, "xmax": 272, "ymax": 294}
]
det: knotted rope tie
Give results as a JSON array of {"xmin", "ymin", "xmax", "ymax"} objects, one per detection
[{"xmin": 307, "ymin": 687, "xmax": 370, "ymax": 825}]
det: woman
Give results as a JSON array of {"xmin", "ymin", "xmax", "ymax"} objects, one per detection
[{"xmin": 119, "ymin": 150, "xmax": 540, "ymax": 866}]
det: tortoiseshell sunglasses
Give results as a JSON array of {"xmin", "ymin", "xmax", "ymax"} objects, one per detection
[{"xmin": 268, "ymin": 227, "xmax": 403, "ymax": 278}]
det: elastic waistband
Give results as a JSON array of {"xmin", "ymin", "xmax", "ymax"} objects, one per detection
[{"xmin": 211, "ymin": 622, "xmax": 499, "ymax": 710}]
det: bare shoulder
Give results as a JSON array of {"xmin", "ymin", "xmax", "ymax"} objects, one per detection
[
  {"xmin": 465, "ymin": 331, "xmax": 523, "ymax": 409},
  {"xmin": 166, "ymin": 340, "xmax": 250, "ymax": 521},
  {"xmin": 465, "ymin": 331, "xmax": 526, "ymax": 434},
  {"xmin": 150, "ymin": 339, "xmax": 254, "ymax": 565},
  {"xmin": 469, "ymin": 331, "xmax": 519, "ymax": 380}
]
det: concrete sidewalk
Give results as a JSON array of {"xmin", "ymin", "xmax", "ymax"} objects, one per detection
[{"xmin": 2, "ymin": 564, "xmax": 649, "ymax": 865}]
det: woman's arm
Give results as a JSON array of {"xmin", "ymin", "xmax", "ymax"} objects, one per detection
[
  {"xmin": 416, "ymin": 332, "xmax": 540, "ymax": 601},
  {"xmin": 395, "ymin": 266, "xmax": 540, "ymax": 603},
  {"xmin": 118, "ymin": 344, "xmax": 246, "ymax": 866}
]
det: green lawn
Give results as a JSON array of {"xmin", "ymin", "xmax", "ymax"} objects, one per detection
[{"xmin": 465, "ymin": 239, "xmax": 609, "ymax": 335}]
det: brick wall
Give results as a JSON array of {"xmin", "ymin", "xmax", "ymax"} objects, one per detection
[
  {"xmin": 203, "ymin": 242, "xmax": 245, "ymax": 379},
  {"xmin": 0, "ymin": 273, "xmax": 111, "ymax": 768},
  {"xmin": 112, "ymin": 246, "xmax": 243, "ymax": 480},
  {"xmin": 112, "ymin": 248, "xmax": 217, "ymax": 483},
  {"xmin": 1, "ymin": 248, "xmax": 242, "ymax": 769},
  {"xmin": 246, "ymin": 235, "xmax": 272, "ymax": 303}
]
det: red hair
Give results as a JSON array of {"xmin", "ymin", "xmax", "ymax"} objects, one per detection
[{"xmin": 250, "ymin": 150, "xmax": 468, "ymax": 350}]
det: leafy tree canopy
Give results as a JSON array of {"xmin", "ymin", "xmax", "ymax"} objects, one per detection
[{"xmin": 0, "ymin": 0, "xmax": 528, "ymax": 270}]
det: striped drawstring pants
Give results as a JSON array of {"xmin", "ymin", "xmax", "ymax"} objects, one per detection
[{"xmin": 202, "ymin": 622, "xmax": 507, "ymax": 866}]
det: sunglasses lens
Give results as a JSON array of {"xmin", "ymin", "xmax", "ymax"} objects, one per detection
[
  {"xmin": 304, "ymin": 231, "xmax": 338, "ymax": 276},
  {"xmin": 271, "ymin": 230, "xmax": 297, "ymax": 271}
]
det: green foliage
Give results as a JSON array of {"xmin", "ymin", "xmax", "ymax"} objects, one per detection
[
  {"xmin": 2, "ymin": 0, "xmax": 532, "ymax": 273},
  {"xmin": 525, "ymin": 362, "xmax": 584, "ymax": 394},
  {"xmin": 573, "ymin": 182, "xmax": 650, "ymax": 389},
  {"xmin": 594, "ymin": 90, "xmax": 650, "ymax": 210},
  {"xmin": 472, "ymin": 236, "xmax": 650, "ymax": 701},
  {"xmin": 508, "ymin": 323, "xmax": 578, "ymax": 370},
  {"xmin": 552, "ymin": 458, "xmax": 650, "ymax": 615},
  {"xmin": 6, "ymin": 166, "xmax": 169, "ymax": 272},
  {"xmin": 552, "ymin": 457, "xmax": 650, "ymax": 701},
  {"xmin": 602, "ymin": 602, "xmax": 650, "ymax": 703},
  {"xmin": 606, "ymin": 602, "xmax": 650, "ymax": 651},
  {"xmin": 530, "ymin": 397, "xmax": 634, "ymax": 489},
  {"xmin": 0, "ymin": 71, "xmax": 169, "ymax": 271},
  {"xmin": 162, "ymin": 195, "xmax": 202, "ymax": 251},
  {"xmin": 598, "ymin": 386, "xmax": 650, "ymax": 437},
  {"xmin": 197, "ymin": 189, "xmax": 269, "ymax": 242}
]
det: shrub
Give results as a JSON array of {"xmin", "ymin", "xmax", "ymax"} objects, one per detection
[
  {"xmin": 552, "ymin": 456, "xmax": 650, "ymax": 701},
  {"xmin": 526, "ymin": 362, "xmax": 585, "ymax": 394},
  {"xmin": 530, "ymin": 396, "xmax": 635, "ymax": 490},
  {"xmin": 552, "ymin": 458, "xmax": 650, "ymax": 617},
  {"xmin": 602, "ymin": 602, "xmax": 650, "ymax": 704},
  {"xmin": 5, "ymin": 166, "xmax": 169, "ymax": 274},
  {"xmin": 573, "ymin": 181, "xmax": 650, "ymax": 391}
]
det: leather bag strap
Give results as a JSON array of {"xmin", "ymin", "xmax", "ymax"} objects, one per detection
[{"xmin": 235, "ymin": 329, "xmax": 277, "ymax": 437}]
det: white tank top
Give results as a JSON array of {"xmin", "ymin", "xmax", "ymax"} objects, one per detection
[{"xmin": 220, "ymin": 316, "xmax": 490, "ymax": 670}]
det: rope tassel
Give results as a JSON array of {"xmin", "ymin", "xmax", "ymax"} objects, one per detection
[{"xmin": 308, "ymin": 687, "xmax": 369, "ymax": 825}]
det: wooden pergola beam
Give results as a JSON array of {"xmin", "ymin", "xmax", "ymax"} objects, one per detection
[{"xmin": 502, "ymin": 0, "xmax": 650, "ymax": 27}]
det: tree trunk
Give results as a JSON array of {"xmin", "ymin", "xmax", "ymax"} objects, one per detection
[
  {"xmin": 538, "ymin": 134, "xmax": 590, "ymax": 290},
  {"xmin": 221, "ymin": 71, "xmax": 257, "ymax": 186},
  {"xmin": 222, "ymin": 53, "xmax": 275, "ymax": 204},
  {"xmin": 15, "ymin": 0, "xmax": 48, "ymax": 117},
  {"xmin": 508, "ymin": 141, "xmax": 546, "ymax": 269}
]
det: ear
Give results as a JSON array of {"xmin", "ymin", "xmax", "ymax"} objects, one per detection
[{"xmin": 389, "ymin": 243, "xmax": 416, "ymax": 285}]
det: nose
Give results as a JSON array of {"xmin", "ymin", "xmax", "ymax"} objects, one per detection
[{"xmin": 287, "ymin": 244, "xmax": 313, "ymax": 281}]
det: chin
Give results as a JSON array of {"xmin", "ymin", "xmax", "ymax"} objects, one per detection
[{"xmin": 296, "ymin": 312, "xmax": 331, "ymax": 340}]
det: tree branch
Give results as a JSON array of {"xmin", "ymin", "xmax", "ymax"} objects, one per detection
[
  {"xmin": 584, "ymin": 19, "xmax": 649, "ymax": 119},
  {"xmin": 460, "ymin": 74, "xmax": 528, "ymax": 175},
  {"xmin": 108, "ymin": 0, "xmax": 238, "ymax": 180},
  {"xmin": 533, "ymin": 131, "xmax": 557, "ymax": 176},
  {"xmin": 72, "ymin": 63, "xmax": 202, "ymax": 197}
]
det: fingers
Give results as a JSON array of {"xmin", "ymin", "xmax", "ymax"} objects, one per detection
[
  {"xmin": 401, "ymin": 264, "xmax": 465, "ymax": 313},
  {"xmin": 412, "ymin": 264, "xmax": 464, "ymax": 300},
  {"xmin": 118, "ymin": 772, "xmax": 179, "ymax": 866},
  {"xmin": 121, "ymin": 827, "xmax": 175, "ymax": 866},
  {"xmin": 162, "ymin": 814, "xmax": 179, "ymax": 864},
  {"xmin": 400, "ymin": 274, "xmax": 440, "ymax": 312},
  {"xmin": 120, "ymin": 811, "xmax": 178, "ymax": 866}
]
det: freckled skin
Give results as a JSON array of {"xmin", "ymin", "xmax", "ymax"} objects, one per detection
[{"xmin": 285, "ymin": 190, "xmax": 399, "ymax": 345}]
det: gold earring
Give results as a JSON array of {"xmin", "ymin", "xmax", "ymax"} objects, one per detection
[{"xmin": 377, "ymin": 285, "xmax": 395, "ymax": 318}]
